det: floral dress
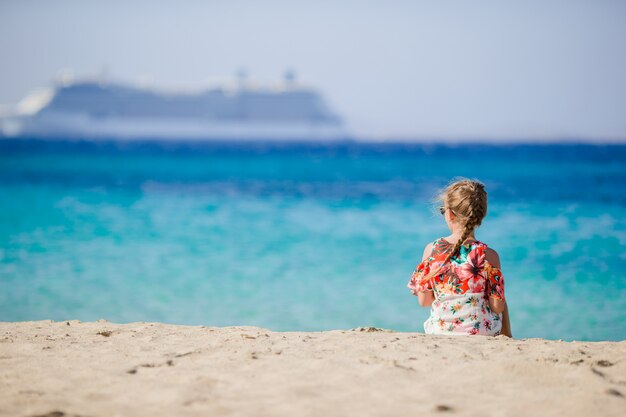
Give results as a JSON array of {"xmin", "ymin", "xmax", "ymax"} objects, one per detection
[{"xmin": 407, "ymin": 237, "xmax": 506, "ymax": 336}]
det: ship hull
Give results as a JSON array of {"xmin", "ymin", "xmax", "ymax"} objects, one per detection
[{"xmin": 1, "ymin": 112, "xmax": 347, "ymax": 141}]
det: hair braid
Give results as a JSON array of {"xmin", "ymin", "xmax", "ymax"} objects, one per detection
[
  {"xmin": 419, "ymin": 179, "xmax": 487, "ymax": 285},
  {"xmin": 443, "ymin": 182, "xmax": 484, "ymax": 261}
]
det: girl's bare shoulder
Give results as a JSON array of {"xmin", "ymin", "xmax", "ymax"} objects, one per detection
[
  {"xmin": 484, "ymin": 245, "xmax": 501, "ymax": 268},
  {"xmin": 421, "ymin": 242, "xmax": 434, "ymax": 261}
]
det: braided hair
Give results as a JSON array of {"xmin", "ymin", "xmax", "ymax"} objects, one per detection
[{"xmin": 420, "ymin": 179, "xmax": 488, "ymax": 284}]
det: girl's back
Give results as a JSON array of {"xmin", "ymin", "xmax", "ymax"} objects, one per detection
[{"xmin": 408, "ymin": 237, "xmax": 505, "ymax": 336}]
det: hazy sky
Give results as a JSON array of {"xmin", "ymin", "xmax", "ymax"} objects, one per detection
[{"xmin": 1, "ymin": 0, "xmax": 625, "ymax": 141}]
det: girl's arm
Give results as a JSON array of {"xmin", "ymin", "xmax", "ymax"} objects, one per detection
[
  {"xmin": 501, "ymin": 303, "xmax": 512, "ymax": 337},
  {"xmin": 417, "ymin": 243, "xmax": 435, "ymax": 307},
  {"xmin": 485, "ymin": 248, "xmax": 507, "ymax": 315},
  {"xmin": 489, "ymin": 297, "xmax": 506, "ymax": 315},
  {"xmin": 418, "ymin": 290, "xmax": 435, "ymax": 307}
]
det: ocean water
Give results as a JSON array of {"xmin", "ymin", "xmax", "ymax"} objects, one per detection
[{"xmin": 1, "ymin": 139, "xmax": 625, "ymax": 341}]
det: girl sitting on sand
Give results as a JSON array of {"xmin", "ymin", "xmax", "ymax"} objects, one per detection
[{"xmin": 408, "ymin": 178, "xmax": 512, "ymax": 337}]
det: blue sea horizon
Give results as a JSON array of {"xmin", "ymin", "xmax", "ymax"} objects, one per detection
[{"xmin": 1, "ymin": 138, "xmax": 625, "ymax": 341}]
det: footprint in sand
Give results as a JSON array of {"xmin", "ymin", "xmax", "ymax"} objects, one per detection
[
  {"xmin": 606, "ymin": 388, "xmax": 623, "ymax": 397},
  {"xmin": 435, "ymin": 404, "xmax": 454, "ymax": 412},
  {"xmin": 32, "ymin": 412, "xmax": 85, "ymax": 417}
]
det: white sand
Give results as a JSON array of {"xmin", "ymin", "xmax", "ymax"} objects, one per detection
[{"xmin": 0, "ymin": 320, "xmax": 624, "ymax": 417}]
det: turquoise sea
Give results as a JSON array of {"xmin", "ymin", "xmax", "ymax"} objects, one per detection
[{"xmin": 1, "ymin": 139, "xmax": 625, "ymax": 341}]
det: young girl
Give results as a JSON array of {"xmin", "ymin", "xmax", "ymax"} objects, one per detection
[{"xmin": 407, "ymin": 178, "xmax": 512, "ymax": 337}]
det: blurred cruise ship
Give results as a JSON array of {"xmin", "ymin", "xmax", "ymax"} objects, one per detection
[{"xmin": 0, "ymin": 71, "xmax": 346, "ymax": 141}]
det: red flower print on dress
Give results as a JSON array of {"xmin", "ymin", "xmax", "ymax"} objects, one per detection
[
  {"xmin": 483, "ymin": 262, "xmax": 506, "ymax": 301},
  {"xmin": 407, "ymin": 260, "xmax": 430, "ymax": 295},
  {"xmin": 467, "ymin": 276, "xmax": 485, "ymax": 293},
  {"xmin": 457, "ymin": 247, "xmax": 487, "ymax": 293},
  {"xmin": 456, "ymin": 247, "xmax": 486, "ymax": 281}
]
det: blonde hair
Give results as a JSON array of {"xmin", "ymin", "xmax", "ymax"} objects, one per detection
[{"xmin": 421, "ymin": 178, "xmax": 488, "ymax": 284}]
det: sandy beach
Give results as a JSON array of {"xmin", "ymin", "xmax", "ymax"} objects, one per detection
[{"xmin": 0, "ymin": 320, "xmax": 624, "ymax": 417}]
